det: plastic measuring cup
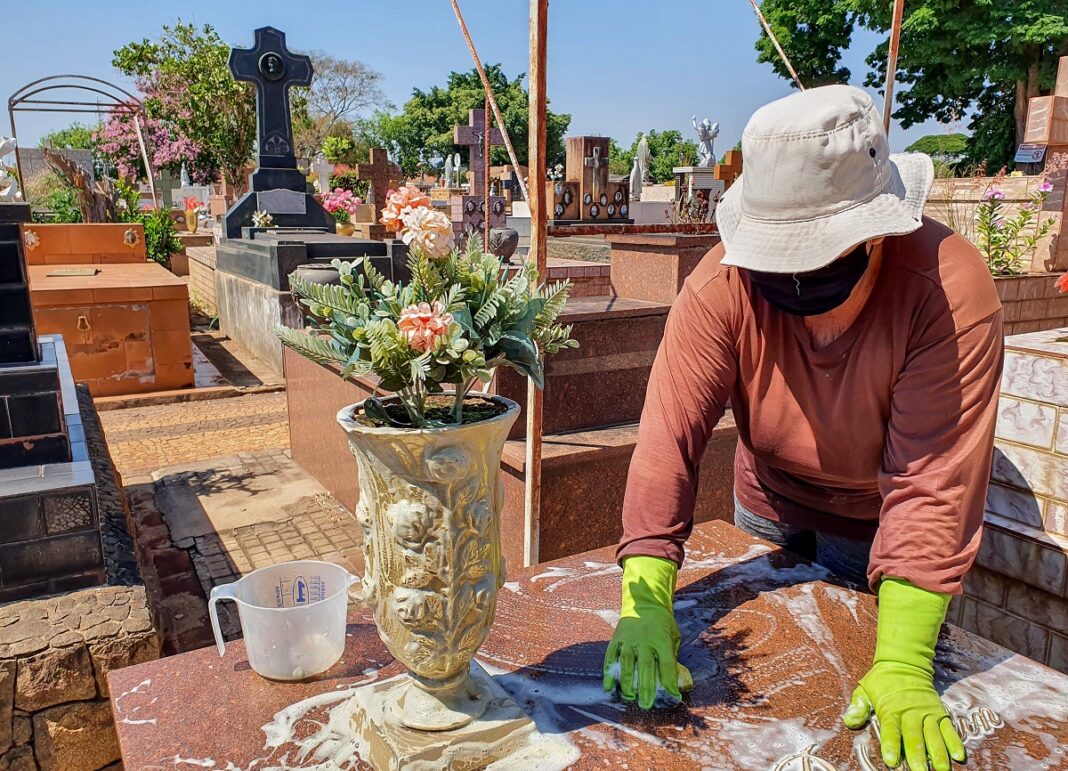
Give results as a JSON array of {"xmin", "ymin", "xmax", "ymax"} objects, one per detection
[{"xmin": 208, "ymin": 560, "xmax": 358, "ymax": 681}]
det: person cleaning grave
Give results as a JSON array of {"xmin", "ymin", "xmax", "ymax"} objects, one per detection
[{"xmin": 603, "ymin": 85, "xmax": 1003, "ymax": 771}]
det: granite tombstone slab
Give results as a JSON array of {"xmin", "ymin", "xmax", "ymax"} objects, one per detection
[{"xmin": 109, "ymin": 521, "xmax": 1068, "ymax": 769}]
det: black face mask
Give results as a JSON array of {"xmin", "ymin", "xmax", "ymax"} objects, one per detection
[{"xmin": 745, "ymin": 242, "xmax": 872, "ymax": 317}]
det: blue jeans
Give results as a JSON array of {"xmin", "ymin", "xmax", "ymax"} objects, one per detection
[{"xmin": 733, "ymin": 497, "xmax": 873, "ymax": 588}]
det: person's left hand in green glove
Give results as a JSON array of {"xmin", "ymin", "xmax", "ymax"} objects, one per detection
[{"xmin": 842, "ymin": 577, "xmax": 967, "ymax": 771}]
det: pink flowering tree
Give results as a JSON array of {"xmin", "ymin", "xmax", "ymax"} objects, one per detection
[{"xmin": 95, "ymin": 102, "xmax": 217, "ymax": 184}]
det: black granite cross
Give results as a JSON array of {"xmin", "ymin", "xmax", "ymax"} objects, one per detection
[
  {"xmin": 453, "ymin": 109, "xmax": 503, "ymax": 197},
  {"xmin": 584, "ymin": 146, "xmax": 609, "ymax": 200},
  {"xmin": 229, "ymin": 27, "xmax": 312, "ymax": 170}
]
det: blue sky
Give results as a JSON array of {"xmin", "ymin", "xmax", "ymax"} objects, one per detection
[{"xmin": 2, "ymin": 0, "xmax": 950, "ymax": 155}]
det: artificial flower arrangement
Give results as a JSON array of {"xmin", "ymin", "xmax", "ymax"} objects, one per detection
[
  {"xmin": 251, "ymin": 209, "xmax": 274, "ymax": 228},
  {"xmin": 276, "ymin": 185, "xmax": 577, "ymax": 427},
  {"xmin": 321, "ymin": 187, "xmax": 363, "ymax": 225},
  {"xmin": 181, "ymin": 195, "xmax": 203, "ymax": 214}
]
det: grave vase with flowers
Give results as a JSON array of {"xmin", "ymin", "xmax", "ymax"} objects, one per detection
[{"xmin": 275, "ymin": 191, "xmax": 576, "ymax": 766}]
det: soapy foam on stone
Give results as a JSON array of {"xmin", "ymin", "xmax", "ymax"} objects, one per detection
[
  {"xmin": 114, "ymin": 678, "xmax": 160, "ymax": 728},
  {"xmin": 528, "ymin": 561, "xmax": 622, "ymax": 592}
]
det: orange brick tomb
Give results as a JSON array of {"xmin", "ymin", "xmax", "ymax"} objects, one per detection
[{"xmin": 23, "ymin": 225, "xmax": 193, "ymax": 396}]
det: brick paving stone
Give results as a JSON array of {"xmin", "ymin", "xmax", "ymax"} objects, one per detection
[{"xmin": 98, "ymin": 392, "xmax": 289, "ymax": 477}]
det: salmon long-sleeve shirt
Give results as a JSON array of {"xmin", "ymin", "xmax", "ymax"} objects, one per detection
[{"xmin": 617, "ymin": 219, "xmax": 1004, "ymax": 595}]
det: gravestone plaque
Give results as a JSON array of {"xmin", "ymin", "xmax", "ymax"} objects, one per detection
[{"xmin": 256, "ymin": 189, "xmax": 307, "ymax": 215}]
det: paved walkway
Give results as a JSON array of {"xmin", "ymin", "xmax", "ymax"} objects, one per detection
[
  {"xmin": 99, "ymin": 392, "xmax": 363, "ymax": 653},
  {"xmin": 99, "ymin": 391, "xmax": 289, "ymax": 476}
]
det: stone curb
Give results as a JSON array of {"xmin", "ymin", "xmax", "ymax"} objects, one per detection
[{"xmin": 93, "ymin": 383, "xmax": 285, "ymax": 412}]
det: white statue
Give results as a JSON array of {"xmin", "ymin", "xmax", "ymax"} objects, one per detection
[
  {"xmin": 0, "ymin": 137, "xmax": 20, "ymax": 201},
  {"xmin": 443, "ymin": 154, "xmax": 454, "ymax": 188},
  {"xmin": 635, "ymin": 133, "xmax": 653, "ymax": 184},
  {"xmin": 692, "ymin": 116, "xmax": 720, "ymax": 168},
  {"xmin": 451, "ymin": 152, "xmax": 462, "ymax": 188},
  {"xmin": 180, "ymin": 162, "xmax": 191, "ymax": 188},
  {"xmin": 311, "ymin": 154, "xmax": 333, "ymax": 194},
  {"xmin": 629, "ymin": 156, "xmax": 642, "ymax": 202}
]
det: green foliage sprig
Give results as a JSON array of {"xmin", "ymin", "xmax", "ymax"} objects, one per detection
[{"xmin": 276, "ymin": 241, "xmax": 576, "ymax": 428}]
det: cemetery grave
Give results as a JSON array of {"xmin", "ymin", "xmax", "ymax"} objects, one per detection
[{"xmin": 110, "ymin": 521, "xmax": 1068, "ymax": 769}]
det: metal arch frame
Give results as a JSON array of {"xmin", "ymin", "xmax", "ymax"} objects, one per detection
[{"xmin": 7, "ymin": 74, "xmax": 155, "ymax": 201}]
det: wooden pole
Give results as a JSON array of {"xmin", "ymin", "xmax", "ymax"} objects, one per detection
[
  {"xmin": 748, "ymin": 0, "xmax": 805, "ymax": 91},
  {"xmin": 524, "ymin": 0, "xmax": 548, "ymax": 568},
  {"xmin": 484, "ymin": 93, "xmax": 491, "ymax": 251},
  {"xmin": 883, "ymin": 0, "xmax": 906, "ymax": 133},
  {"xmin": 450, "ymin": 0, "xmax": 530, "ymax": 202}
]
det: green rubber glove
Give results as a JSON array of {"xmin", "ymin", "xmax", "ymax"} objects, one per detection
[
  {"xmin": 842, "ymin": 577, "xmax": 966, "ymax": 771},
  {"xmin": 602, "ymin": 556, "xmax": 693, "ymax": 709}
]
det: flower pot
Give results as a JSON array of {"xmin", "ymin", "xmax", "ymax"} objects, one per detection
[
  {"xmin": 337, "ymin": 394, "xmax": 519, "ymax": 731},
  {"xmin": 185, "ymin": 210, "xmax": 198, "ymax": 234},
  {"xmin": 335, "ymin": 220, "xmax": 355, "ymax": 237}
]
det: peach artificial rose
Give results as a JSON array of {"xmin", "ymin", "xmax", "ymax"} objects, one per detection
[
  {"xmin": 398, "ymin": 206, "xmax": 454, "ymax": 259},
  {"xmin": 380, "ymin": 185, "xmax": 432, "ymax": 233},
  {"xmin": 398, "ymin": 301, "xmax": 454, "ymax": 352}
]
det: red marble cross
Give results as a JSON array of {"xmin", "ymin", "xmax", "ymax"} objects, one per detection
[{"xmin": 355, "ymin": 148, "xmax": 403, "ymax": 210}]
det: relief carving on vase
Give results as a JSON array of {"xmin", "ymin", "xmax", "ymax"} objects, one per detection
[{"xmin": 339, "ymin": 397, "xmax": 519, "ymax": 742}]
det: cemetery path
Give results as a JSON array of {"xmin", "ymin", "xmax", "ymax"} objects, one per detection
[
  {"xmin": 99, "ymin": 391, "xmax": 289, "ymax": 476},
  {"xmin": 99, "ymin": 392, "xmax": 362, "ymax": 654}
]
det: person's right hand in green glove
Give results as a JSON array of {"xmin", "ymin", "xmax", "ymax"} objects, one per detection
[
  {"xmin": 603, "ymin": 555, "xmax": 693, "ymax": 709},
  {"xmin": 842, "ymin": 577, "xmax": 966, "ymax": 771}
]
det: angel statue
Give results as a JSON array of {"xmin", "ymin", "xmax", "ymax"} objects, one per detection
[
  {"xmin": 635, "ymin": 132, "xmax": 653, "ymax": 184},
  {"xmin": 443, "ymin": 153, "xmax": 454, "ymax": 188},
  {"xmin": 692, "ymin": 116, "xmax": 720, "ymax": 168},
  {"xmin": 0, "ymin": 137, "xmax": 20, "ymax": 201}
]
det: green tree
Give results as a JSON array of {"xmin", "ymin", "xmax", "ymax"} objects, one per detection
[
  {"xmin": 291, "ymin": 52, "xmax": 389, "ymax": 160},
  {"xmin": 752, "ymin": 0, "xmax": 1068, "ymax": 169},
  {"xmin": 39, "ymin": 123, "xmax": 98, "ymax": 150},
  {"xmin": 609, "ymin": 130, "xmax": 699, "ymax": 183},
  {"xmin": 904, "ymin": 133, "xmax": 968, "ymax": 158},
  {"xmin": 113, "ymin": 22, "xmax": 256, "ymax": 187},
  {"xmin": 359, "ymin": 65, "xmax": 570, "ymax": 177}
]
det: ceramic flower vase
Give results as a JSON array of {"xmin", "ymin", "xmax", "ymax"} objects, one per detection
[
  {"xmin": 185, "ymin": 210, "xmax": 198, "ymax": 234},
  {"xmin": 337, "ymin": 394, "xmax": 519, "ymax": 732}
]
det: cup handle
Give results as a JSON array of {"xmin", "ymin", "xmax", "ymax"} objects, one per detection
[{"xmin": 208, "ymin": 583, "xmax": 237, "ymax": 657}]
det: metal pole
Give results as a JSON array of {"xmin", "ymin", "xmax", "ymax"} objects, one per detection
[
  {"xmin": 450, "ymin": 0, "xmax": 530, "ymax": 202},
  {"xmin": 748, "ymin": 0, "xmax": 805, "ymax": 90},
  {"xmin": 883, "ymin": 0, "xmax": 906, "ymax": 134},
  {"xmin": 524, "ymin": 0, "xmax": 548, "ymax": 568},
  {"xmin": 484, "ymin": 93, "xmax": 491, "ymax": 251}
]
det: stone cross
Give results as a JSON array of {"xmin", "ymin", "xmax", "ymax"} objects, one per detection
[
  {"xmin": 453, "ymin": 109, "xmax": 503, "ymax": 197},
  {"xmin": 355, "ymin": 148, "xmax": 402, "ymax": 210},
  {"xmin": 584, "ymin": 146, "xmax": 609, "ymax": 199},
  {"xmin": 311, "ymin": 154, "xmax": 333, "ymax": 194},
  {"xmin": 229, "ymin": 27, "xmax": 312, "ymax": 170}
]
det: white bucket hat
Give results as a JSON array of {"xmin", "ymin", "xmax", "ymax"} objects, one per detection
[{"xmin": 716, "ymin": 84, "xmax": 934, "ymax": 273}]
